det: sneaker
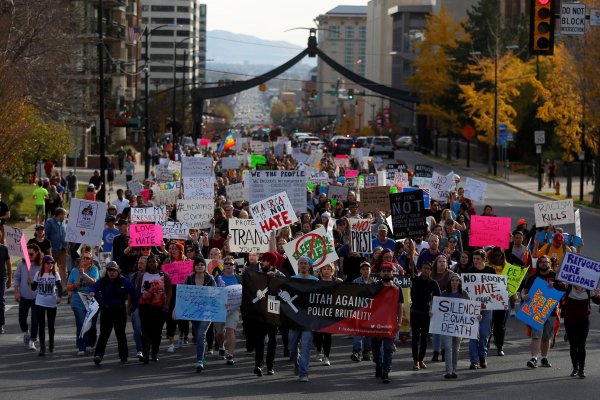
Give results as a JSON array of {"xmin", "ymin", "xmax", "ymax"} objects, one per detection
[
  {"xmin": 444, "ymin": 373, "xmax": 453, "ymax": 379},
  {"xmin": 540, "ymin": 358, "xmax": 552, "ymax": 368},
  {"xmin": 206, "ymin": 348, "xmax": 213, "ymax": 355},
  {"xmin": 510, "ymin": 309, "xmax": 516, "ymax": 317},
  {"xmin": 86, "ymin": 346, "xmax": 95, "ymax": 354},
  {"xmin": 254, "ymin": 366, "xmax": 263, "ymax": 377},
  {"xmin": 450, "ymin": 372, "xmax": 458, "ymax": 379},
  {"xmin": 497, "ymin": 349, "xmax": 505, "ymax": 356},
  {"xmin": 0, "ymin": 325, "xmax": 4, "ymax": 334},
  {"xmin": 571, "ymin": 368, "xmax": 578, "ymax": 377},
  {"xmin": 23, "ymin": 332, "xmax": 30, "ymax": 346},
  {"xmin": 28, "ymin": 340, "xmax": 37, "ymax": 351},
  {"xmin": 151, "ymin": 355, "xmax": 159, "ymax": 362},
  {"xmin": 578, "ymin": 370, "xmax": 586, "ymax": 379},
  {"xmin": 196, "ymin": 360, "xmax": 205, "ymax": 373},
  {"xmin": 382, "ymin": 373, "xmax": 391, "ymax": 383},
  {"xmin": 136, "ymin": 351, "xmax": 144, "ymax": 360},
  {"xmin": 93, "ymin": 356, "xmax": 102, "ymax": 366},
  {"xmin": 167, "ymin": 344, "xmax": 175, "ymax": 353},
  {"xmin": 527, "ymin": 358, "xmax": 538, "ymax": 368},
  {"xmin": 184, "ymin": 337, "xmax": 189, "ymax": 345},
  {"xmin": 267, "ymin": 368, "xmax": 275, "ymax": 375},
  {"xmin": 351, "ymin": 352, "xmax": 361, "ymax": 362},
  {"xmin": 218, "ymin": 348, "xmax": 226, "ymax": 360},
  {"xmin": 316, "ymin": 352, "xmax": 323, "ymax": 362},
  {"xmin": 226, "ymin": 355, "xmax": 235, "ymax": 365},
  {"xmin": 362, "ymin": 352, "xmax": 372, "ymax": 361},
  {"xmin": 177, "ymin": 338, "xmax": 184, "ymax": 348},
  {"xmin": 77, "ymin": 351, "xmax": 85, "ymax": 356},
  {"xmin": 322, "ymin": 357, "xmax": 330, "ymax": 366},
  {"xmin": 469, "ymin": 363, "xmax": 479, "ymax": 370},
  {"xmin": 299, "ymin": 375, "xmax": 309, "ymax": 382},
  {"xmin": 479, "ymin": 358, "xmax": 487, "ymax": 368}
]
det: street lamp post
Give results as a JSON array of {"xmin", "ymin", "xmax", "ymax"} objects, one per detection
[
  {"xmin": 493, "ymin": 48, "xmax": 499, "ymax": 177},
  {"xmin": 172, "ymin": 36, "xmax": 195, "ymax": 143},
  {"xmin": 97, "ymin": 0, "xmax": 107, "ymax": 202}
]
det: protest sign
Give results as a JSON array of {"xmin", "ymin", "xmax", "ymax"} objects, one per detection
[
  {"xmin": 393, "ymin": 172, "xmax": 409, "ymax": 190},
  {"xmin": 250, "ymin": 140, "xmax": 266, "ymax": 154},
  {"xmin": 516, "ymin": 277, "xmax": 564, "ymax": 330},
  {"xmin": 364, "ymin": 174, "xmax": 377, "ymax": 187},
  {"xmin": 167, "ymin": 160, "xmax": 181, "ymax": 173},
  {"xmin": 175, "ymin": 285, "xmax": 227, "ymax": 322},
  {"xmin": 534, "ymin": 199, "xmax": 574, "ymax": 227},
  {"xmin": 389, "ymin": 190, "xmax": 427, "ymax": 239},
  {"xmin": 386, "ymin": 163, "xmax": 408, "ymax": 181},
  {"xmin": 429, "ymin": 297, "xmax": 481, "ymax": 339},
  {"xmin": 250, "ymin": 154, "xmax": 267, "ymax": 168},
  {"xmin": 345, "ymin": 169, "xmax": 359, "ymax": 178},
  {"xmin": 4, "ymin": 226, "xmax": 24, "ymax": 258},
  {"xmin": 249, "ymin": 191, "xmax": 298, "ymax": 234},
  {"xmin": 463, "ymin": 177, "xmax": 488, "ymax": 203},
  {"xmin": 66, "ymin": 199, "xmax": 108, "ymax": 246},
  {"xmin": 183, "ymin": 176, "xmax": 215, "ymax": 200},
  {"xmin": 127, "ymin": 180, "xmax": 143, "ymax": 195},
  {"xmin": 198, "ymin": 138, "xmax": 211, "ymax": 147},
  {"xmin": 129, "ymin": 224, "xmax": 163, "ymax": 247},
  {"xmin": 176, "ymin": 199, "xmax": 213, "ymax": 229},
  {"xmin": 349, "ymin": 218, "xmax": 372, "ymax": 253},
  {"xmin": 328, "ymin": 186, "xmax": 349, "ymax": 202},
  {"xmin": 161, "ymin": 260, "xmax": 194, "ymax": 285},
  {"xmin": 97, "ymin": 252, "xmax": 112, "ymax": 272},
  {"xmin": 182, "ymin": 156, "xmax": 213, "ymax": 177},
  {"xmin": 557, "ymin": 252, "xmax": 600, "ymax": 290},
  {"xmin": 155, "ymin": 165, "xmax": 175, "ymax": 182},
  {"xmin": 80, "ymin": 298, "xmax": 100, "ymax": 338},
  {"xmin": 334, "ymin": 155, "xmax": 350, "ymax": 168},
  {"xmin": 575, "ymin": 209, "xmax": 582, "ymax": 238},
  {"xmin": 359, "ymin": 186, "xmax": 391, "ymax": 214},
  {"xmin": 246, "ymin": 170, "xmax": 307, "ymax": 213},
  {"xmin": 156, "ymin": 221, "xmax": 189, "ymax": 240},
  {"xmin": 227, "ymin": 284, "xmax": 243, "ymax": 309},
  {"xmin": 243, "ymin": 271, "xmax": 400, "ymax": 337},
  {"xmin": 283, "ymin": 227, "xmax": 338, "ymax": 273},
  {"xmin": 153, "ymin": 181, "xmax": 181, "ymax": 206},
  {"xmin": 130, "ymin": 206, "xmax": 168, "ymax": 223},
  {"xmin": 411, "ymin": 176, "xmax": 431, "ymax": 189},
  {"xmin": 308, "ymin": 171, "xmax": 329, "ymax": 186},
  {"xmin": 502, "ymin": 263, "xmax": 529, "ymax": 297},
  {"xmin": 403, "ymin": 187, "xmax": 430, "ymax": 209},
  {"xmin": 226, "ymin": 182, "xmax": 246, "ymax": 203},
  {"xmin": 221, "ymin": 156, "xmax": 240, "ymax": 170},
  {"xmin": 429, "ymin": 171, "xmax": 455, "ymax": 201},
  {"xmin": 469, "ymin": 215, "xmax": 511, "ymax": 249},
  {"xmin": 229, "ymin": 218, "xmax": 270, "ymax": 253},
  {"xmin": 414, "ymin": 164, "xmax": 433, "ymax": 178},
  {"xmin": 461, "ymin": 273, "xmax": 509, "ymax": 310}
]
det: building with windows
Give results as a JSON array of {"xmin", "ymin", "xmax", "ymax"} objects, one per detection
[
  {"xmin": 141, "ymin": 1, "xmax": 206, "ymax": 97},
  {"xmin": 314, "ymin": 5, "xmax": 367, "ymax": 133}
]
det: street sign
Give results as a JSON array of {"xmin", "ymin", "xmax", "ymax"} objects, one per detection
[
  {"xmin": 591, "ymin": 9, "xmax": 600, "ymax": 26},
  {"xmin": 561, "ymin": 3, "xmax": 586, "ymax": 36},
  {"xmin": 461, "ymin": 125, "xmax": 477, "ymax": 141},
  {"xmin": 534, "ymin": 130, "xmax": 545, "ymax": 145},
  {"xmin": 536, "ymin": 145, "xmax": 542, "ymax": 154},
  {"xmin": 498, "ymin": 124, "xmax": 508, "ymax": 133}
]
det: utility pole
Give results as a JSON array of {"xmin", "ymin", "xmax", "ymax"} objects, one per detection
[
  {"xmin": 144, "ymin": 27, "xmax": 150, "ymax": 179},
  {"xmin": 97, "ymin": 0, "xmax": 106, "ymax": 202}
]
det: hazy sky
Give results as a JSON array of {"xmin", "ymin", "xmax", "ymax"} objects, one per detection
[{"xmin": 203, "ymin": 0, "xmax": 368, "ymax": 47}]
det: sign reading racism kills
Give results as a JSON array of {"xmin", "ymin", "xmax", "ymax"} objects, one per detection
[
  {"xmin": 389, "ymin": 190, "xmax": 427, "ymax": 239},
  {"xmin": 534, "ymin": 199, "xmax": 575, "ymax": 227},
  {"xmin": 242, "ymin": 271, "xmax": 400, "ymax": 337}
]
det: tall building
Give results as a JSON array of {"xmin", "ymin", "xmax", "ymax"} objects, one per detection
[
  {"xmin": 69, "ymin": 0, "xmax": 142, "ymax": 166},
  {"xmin": 315, "ymin": 5, "xmax": 367, "ymax": 133},
  {"xmin": 141, "ymin": 0, "xmax": 207, "ymax": 127}
]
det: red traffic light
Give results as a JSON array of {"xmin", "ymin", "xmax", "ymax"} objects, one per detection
[{"xmin": 529, "ymin": 0, "xmax": 555, "ymax": 55}]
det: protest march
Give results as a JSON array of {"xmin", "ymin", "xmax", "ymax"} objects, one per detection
[{"xmin": 2, "ymin": 131, "xmax": 599, "ymax": 385}]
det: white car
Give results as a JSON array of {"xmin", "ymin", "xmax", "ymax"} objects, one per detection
[
  {"xmin": 300, "ymin": 137, "xmax": 321, "ymax": 153},
  {"xmin": 370, "ymin": 136, "xmax": 394, "ymax": 158},
  {"xmin": 304, "ymin": 140, "xmax": 324, "ymax": 154},
  {"xmin": 395, "ymin": 136, "xmax": 414, "ymax": 150}
]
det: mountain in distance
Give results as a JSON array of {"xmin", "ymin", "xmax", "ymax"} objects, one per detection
[{"xmin": 207, "ymin": 30, "xmax": 315, "ymax": 67}]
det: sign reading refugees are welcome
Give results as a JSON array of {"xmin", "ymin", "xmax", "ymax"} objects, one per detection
[{"xmin": 557, "ymin": 252, "xmax": 600, "ymax": 291}]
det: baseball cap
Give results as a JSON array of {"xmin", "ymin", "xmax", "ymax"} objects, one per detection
[
  {"xmin": 517, "ymin": 218, "xmax": 527, "ymax": 226},
  {"xmin": 105, "ymin": 216, "xmax": 116, "ymax": 223},
  {"xmin": 106, "ymin": 261, "xmax": 120, "ymax": 271},
  {"xmin": 88, "ymin": 183, "xmax": 95, "ymax": 189},
  {"xmin": 108, "ymin": 205, "xmax": 117, "ymax": 210},
  {"xmin": 553, "ymin": 232, "xmax": 564, "ymax": 244},
  {"xmin": 378, "ymin": 224, "xmax": 388, "ymax": 231},
  {"xmin": 116, "ymin": 219, "xmax": 128, "ymax": 226},
  {"xmin": 42, "ymin": 255, "xmax": 56, "ymax": 264},
  {"xmin": 35, "ymin": 224, "xmax": 45, "ymax": 231},
  {"xmin": 380, "ymin": 261, "xmax": 395, "ymax": 272}
]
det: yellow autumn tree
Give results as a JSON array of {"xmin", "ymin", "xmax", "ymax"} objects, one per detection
[{"xmin": 407, "ymin": 5, "xmax": 468, "ymax": 136}]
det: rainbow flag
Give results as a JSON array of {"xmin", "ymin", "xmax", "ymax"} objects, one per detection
[{"xmin": 218, "ymin": 132, "xmax": 236, "ymax": 154}]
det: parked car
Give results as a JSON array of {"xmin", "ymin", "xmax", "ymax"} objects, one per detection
[
  {"xmin": 302, "ymin": 139, "xmax": 323, "ymax": 154},
  {"xmin": 331, "ymin": 137, "xmax": 354, "ymax": 156},
  {"xmin": 298, "ymin": 136, "xmax": 320, "ymax": 152},
  {"xmin": 395, "ymin": 136, "xmax": 414, "ymax": 150},
  {"xmin": 354, "ymin": 136, "xmax": 369, "ymax": 148},
  {"xmin": 370, "ymin": 136, "xmax": 394, "ymax": 158}
]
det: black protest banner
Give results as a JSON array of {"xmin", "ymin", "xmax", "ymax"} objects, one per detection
[
  {"xmin": 242, "ymin": 271, "xmax": 399, "ymax": 337},
  {"xmin": 389, "ymin": 190, "xmax": 427, "ymax": 239},
  {"xmin": 414, "ymin": 164, "xmax": 433, "ymax": 178}
]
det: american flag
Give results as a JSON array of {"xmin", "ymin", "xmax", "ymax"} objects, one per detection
[{"xmin": 128, "ymin": 26, "xmax": 144, "ymax": 42}]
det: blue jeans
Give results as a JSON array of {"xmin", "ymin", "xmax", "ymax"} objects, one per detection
[
  {"xmin": 0, "ymin": 277, "xmax": 5, "ymax": 326},
  {"xmin": 288, "ymin": 329, "xmax": 313, "ymax": 377},
  {"xmin": 192, "ymin": 321, "xmax": 211, "ymax": 362},
  {"xmin": 469, "ymin": 310, "xmax": 492, "ymax": 363},
  {"xmin": 372, "ymin": 337, "xmax": 395, "ymax": 373},
  {"xmin": 73, "ymin": 307, "xmax": 98, "ymax": 352},
  {"xmin": 131, "ymin": 308, "xmax": 143, "ymax": 353},
  {"xmin": 18, "ymin": 298, "xmax": 39, "ymax": 340},
  {"xmin": 432, "ymin": 333, "xmax": 442, "ymax": 352},
  {"xmin": 352, "ymin": 336, "xmax": 372, "ymax": 353}
]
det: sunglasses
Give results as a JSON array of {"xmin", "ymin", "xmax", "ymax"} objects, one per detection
[
  {"xmin": 82, "ymin": 256, "xmax": 93, "ymax": 260},
  {"xmin": 224, "ymin": 262, "xmax": 235, "ymax": 266},
  {"xmin": 185, "ymin": 249, "xmax": 195, "ymax": 253},
  {"xmin": 27, "ymin": 252, "xmax": 35, "ymax": 257}
]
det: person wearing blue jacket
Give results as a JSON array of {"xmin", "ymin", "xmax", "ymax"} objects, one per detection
[{"xmin": 89, "ymin": 261, "xmax": 138, "ymax": 365}]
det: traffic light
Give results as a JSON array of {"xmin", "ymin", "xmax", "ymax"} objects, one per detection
[
  {"xmin": 348, "ymin": 88, "xmax": 354, "ymax": 100},
  {"xmin": 529, "ymin": 0, "xmax": 555, "ymax": 55},
  {"xmin": 311, "ymin": 89, "xmax": 318, "ymax": 99}
]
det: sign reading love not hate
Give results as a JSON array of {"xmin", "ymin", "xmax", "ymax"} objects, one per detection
[
  {"xmin": 534, "ymin": 199, "xmax": 574, "ymax": 227},
  {"xmin": 161, "ymin": 260, "xmax": 194, "ymax": 285},
  {"xmin": 129, "ymin": 224, "xmax": 164, "ymax": 247},
  {"xmin": 469, "ymin": 215, "xmax": 511, "ymax": 249},
  {"xmin": 249, "ymin": 191, "xmax": 298, "ymax": 234}
]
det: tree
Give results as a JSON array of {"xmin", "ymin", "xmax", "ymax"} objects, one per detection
[{"xmin": 406, "ymin": 5, "xmax": 469, "ymax": 159}]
